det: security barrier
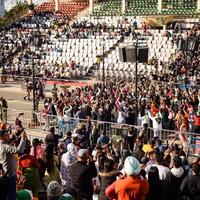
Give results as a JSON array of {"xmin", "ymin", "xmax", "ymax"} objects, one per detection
[{"xmin": 4, "ymin": 108, "xmax": 190, "ymax": 141}]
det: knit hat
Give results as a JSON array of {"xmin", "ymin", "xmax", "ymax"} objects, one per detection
[
  {"xmin": 47, "ymin": 181, "xmax": 63, "ymax": 197},
  {"xmin": 16, "ymin": 189, "xmax": 33, "ymax": 200},
  {"xmin": 59, "ymin": 193, "xmax": 74, "ymax": 200},
  {"xmin": 123, "ymin": 156, "xmax": 141, "ymax": 175}
]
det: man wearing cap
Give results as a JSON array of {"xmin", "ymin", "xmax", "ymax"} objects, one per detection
[
  {"xmin": 0, "ymin": 128, "xmax": 26, "ymax": 200},
  {"xmin": 106, "ymin": 156, "xmax": 148, "ymax": 200},
  {"xmin": 69, "ymin": 149, "xmax": 97, "ymax": 200}
]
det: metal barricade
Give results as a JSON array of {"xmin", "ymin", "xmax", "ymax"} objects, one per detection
[
  {"xmin": 187, "ymin": 133, "xmax": 200, "ymax": 157},
  {"xmin": 5, "ymin": 108, "xmax": 200, "ymax": 152}
]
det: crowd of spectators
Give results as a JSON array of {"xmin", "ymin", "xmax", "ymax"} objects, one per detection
[
  {"xmin": 0, "ymin": 9, "xmax": 200, "ymax": 200},
  {"xmin": 0, "ymin": 116, "xmax": 200, "ymax": 200},
  {"xmin": 44, "ymin": 72, "xmax": 200, "ymax": 135},
  {"xmin": 0, "ymin": 12, "xmax": 143, "ymax": 81}
]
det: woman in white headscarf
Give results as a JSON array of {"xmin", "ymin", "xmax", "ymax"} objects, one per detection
[{"xmin": 60, "ymin": 143, "xmax": 77, "ymax": 189}]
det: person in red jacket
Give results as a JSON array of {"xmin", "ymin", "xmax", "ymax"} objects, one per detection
[{"xmin": 106, "ymin": 156, "xmax": 149, "ymax": 200}]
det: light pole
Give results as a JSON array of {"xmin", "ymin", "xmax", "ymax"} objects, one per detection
[
  {"xmin": 29, "ymin": 47, "xmax": 37, "ymax": 123},
  {"xmin": 30, "ymin": 31, "xmax": 42, "ymax": 124}
]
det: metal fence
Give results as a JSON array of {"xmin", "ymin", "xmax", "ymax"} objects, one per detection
[{"xmin": 5, "ymin": 108, "xmax": 200, "ymax": 142}]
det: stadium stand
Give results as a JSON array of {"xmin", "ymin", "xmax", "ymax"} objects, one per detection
[
  {"xmin": 92, "ymin": 0, "xmax": 199, "ymax": 16},
  {"xmin": 35, "ymin": 0, "xmax": 88, "ymax": 17},
  {"xmin": 93, "ymin": 0, "xmax": 121, "ymax": 16},
  {"xmin": 126, "ymin": 0, "xmax": 159, "ymax": 16}
]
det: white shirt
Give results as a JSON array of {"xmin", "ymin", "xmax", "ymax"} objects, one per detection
[{"xmin": 145, "ymin": 164, "xmax": 170, "ymax": 180}]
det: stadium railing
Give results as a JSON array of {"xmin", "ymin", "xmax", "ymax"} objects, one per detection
[{"xmin": 5, "ymin": 108, "xmax": 200, "ymax": 156}]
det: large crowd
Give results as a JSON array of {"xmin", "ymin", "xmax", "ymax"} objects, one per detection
[
  {"xmin": 0, "ymin": 8, "xmax": 200, "ymax": 200},
  {"xmin": 0, "ymin": 115, "xmax": 200, "ymax": 200},
  {"xmin": 0, "ymin": 12, "xmax": 142, "ymax": 81}
]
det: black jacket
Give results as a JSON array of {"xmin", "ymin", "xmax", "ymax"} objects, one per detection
[
  {"xmin": 166, "ymin": 168, "xmax": 185, "ymax": 200},
  {"xmin": 69, "ymin": 161, "xmax": 97, "ymax": 200},
  {"xmin": 98, "ymin": 171, "xmax": 119, "ymax": 200},
  {"xmin": 45, "ymin": 133, "xmax": 61, "ymax": 147},
  {"xmin": 180, "ymin": 174, "xmax": 200, "ymax": 200}
]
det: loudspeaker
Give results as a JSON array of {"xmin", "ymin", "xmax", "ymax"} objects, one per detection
[
  {"xmin": 126, "ymin": 46, "xmax": 136, "ymax": 62},
  {"xmin": 119, "ymin": 46, "xmax": 149, "ymax": 63},
  {"xmin": 28, "ymin": 3, "xmax": 34, "ymax": 10},
  {"xmin": 119, "ymin": 47, "xmax": 127, "ymax": 62},
  {"xmin": 137, "ymin": 47, "xmax": 148, "ymax": 63}
]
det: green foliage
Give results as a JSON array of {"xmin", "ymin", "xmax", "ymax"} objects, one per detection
[{"xmin": 0, "ymin": 2, "xmax": 28, "ymax": 29}]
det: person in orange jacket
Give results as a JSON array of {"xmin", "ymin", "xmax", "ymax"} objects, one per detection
[{"xmin": 106, "ymin": 156, "xmax": 149, "ymax": 200}]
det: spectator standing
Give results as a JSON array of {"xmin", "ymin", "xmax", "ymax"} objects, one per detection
[
  {"xmin": 69, "ymin": 149, "xmax": 97, "ymax": 200},
  {"xmin": 30, "ymin": 138, "xmax": 45, "ymax": 160},
  {"xmin": 0, "ymin": 97, "xmax": 8, "ymax": 123},
  {"xmin": 145, "ymin": 153, "xmax": 170, "ymax": 180},
  {"xmin": 42, "ymin": 102, "xmax": 50, "ymax": 131},
  {"xmin": 146, "ymin": 166, "xmax": 166, "ymax": 200},
  {"xmin": 90, "ymin": 128, "xmax": 100, "ymax": 150},
  {"xmin": 60, "ymin": 143, "xmax": 77, "ymax": 190},
  {"xmin": 23, "ymin": 79, "xmax": 32, "ymax": 101},
  {"xmin": 18, "ymin": 142, "xmax": 41, "ymax": 197},
  {"xmin": 180, "ymin": 163, "xmax": 200, "ymax": 200},
  {"xmin": 97, "ymin": 131, "xmax": 110, "ymax": 147},
  {"xmin": 148, "ymin": 111, "xmax": 162, "ymax": 139},
  {"xmin": 166, "ymin": 156, "xmax": 185, "ymax": 200},
  {"xmin": 132, "ymin": 139, "xmax": 145, "ymax": 162},
  {"xmin": 40, "ymin": 143, "xmax": 60, "ymax": 186},
  {"xmin": 99, "ymin": 159, "xmax": 119, "ymax": 200},
  {"xmin": 0, "ymin": 128, "xmax": 26, "ymax": 200},
  {"xmin": 45, "ymin": 127, "xmax": 61, "ymax": 147},
  {"xmin": 106, "ymin": 156, "xmax": 148, "ymax": 200}
]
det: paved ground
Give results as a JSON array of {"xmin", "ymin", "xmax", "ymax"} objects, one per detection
[
  {"xmin": 0, "ymin": 80, "xmax": 95, "ymax": 140},
  {"xmin": 0, "ymin": 83, "xmax": 52, "ymax": 139}
]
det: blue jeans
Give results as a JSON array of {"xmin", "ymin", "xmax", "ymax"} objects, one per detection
[{"xmin": 7, "ymin": 175, "xmax": 17, "ymax": 200}]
